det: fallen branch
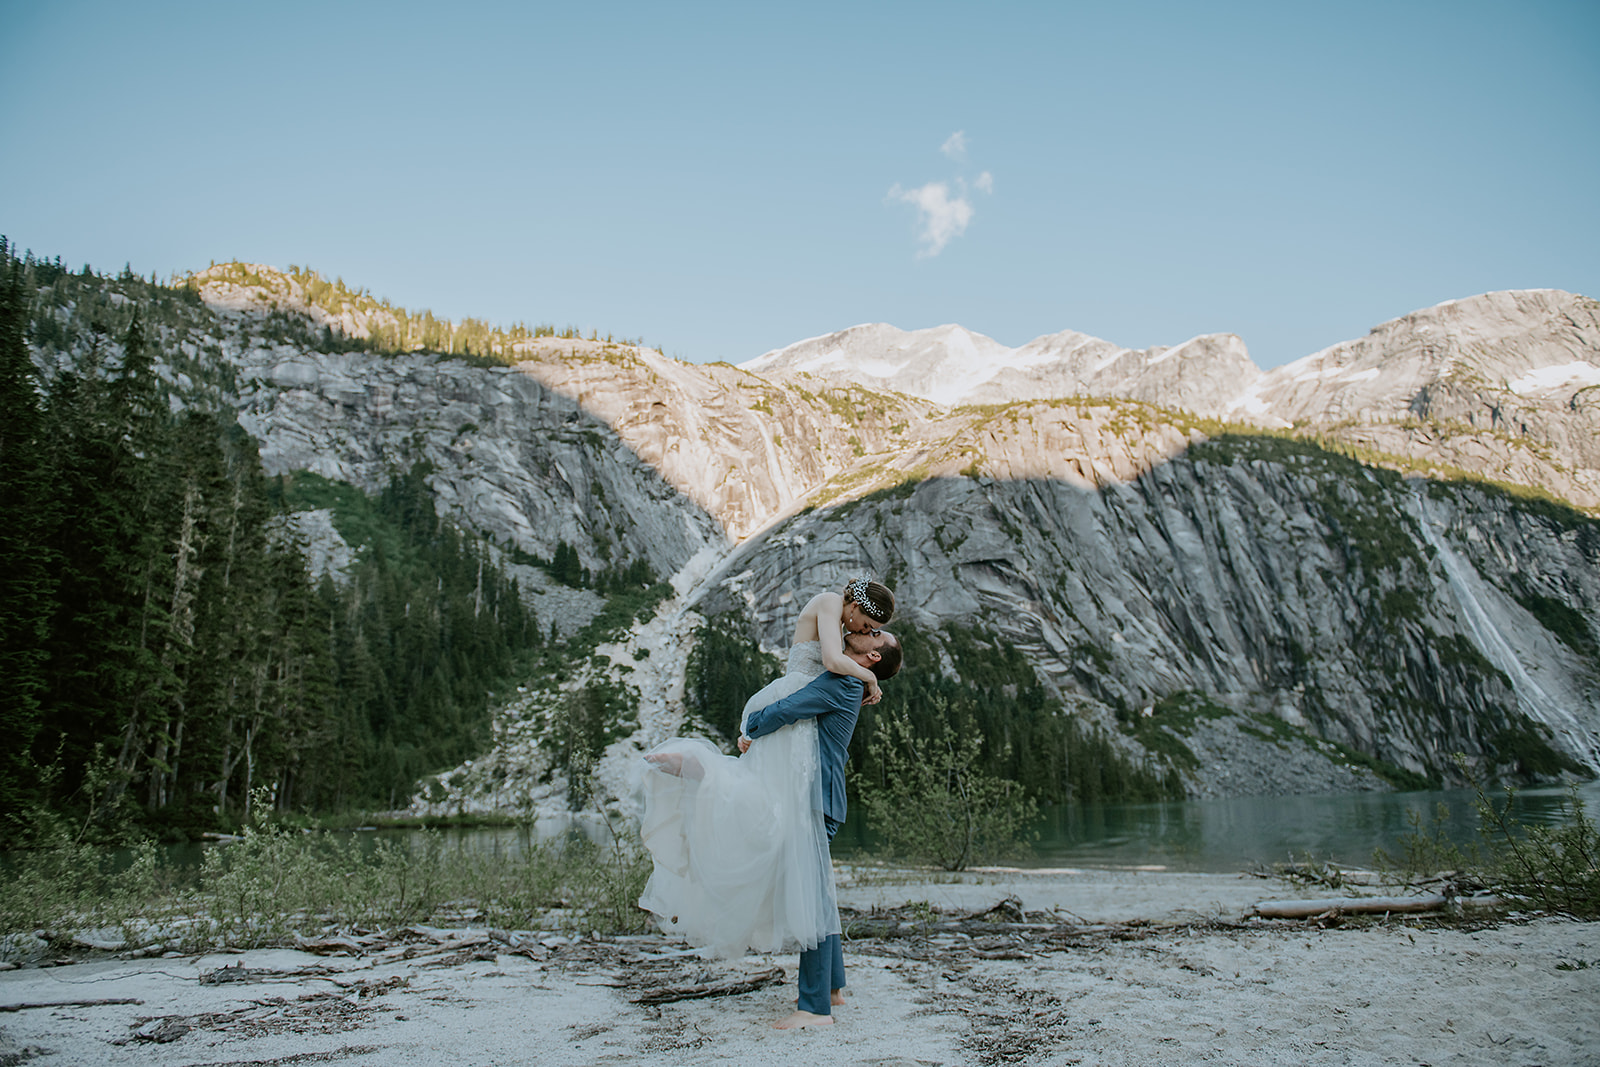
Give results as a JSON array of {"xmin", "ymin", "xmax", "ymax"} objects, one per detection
[
  {"xmin": 0, "ymin": 997, "xmax": 144, "ymax": 1012},
  {"xmin": 631, "ymin": 966, "xmax": 785, "ymax": 1005},
  {"xmin": 1249, "ymin": 894, "xmax": 1448, "ymax": 919},
  {"xmin": 962, "ymin": 896, "xmax": 1028, "ymax": 923},
  {"xmin": 844, "ymin": 918, "xmax": 1056, "ymax": 940},
  {"xmin": 972, "ymin": 948, "xmax": 1034, "ymax": 960}
]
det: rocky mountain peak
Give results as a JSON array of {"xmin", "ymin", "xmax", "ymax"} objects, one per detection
[
  {"xmin": 744, "ymin": 322, "xmax": 1018, "ymax": 406},
  {"xmin": 1249, "ymin": 289, "xmax": 1600, "ymax": 424},
  {"xmin": 744, "ymin": 320, "xmax": 1263, "ymax": 418}
]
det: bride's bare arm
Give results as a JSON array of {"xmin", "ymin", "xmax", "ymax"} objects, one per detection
[{"xmin": 811, "ymin": 593, "xmax": 882, "ymax": 703}]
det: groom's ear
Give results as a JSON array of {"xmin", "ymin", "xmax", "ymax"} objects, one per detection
[{"xmin": 865, "ymin": 649, "xmax": 881, "ymax": 663}]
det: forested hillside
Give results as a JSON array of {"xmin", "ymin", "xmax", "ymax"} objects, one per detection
[{"xmin": 0, "ymin": 245, "xmax": 550, "ymax": 836}]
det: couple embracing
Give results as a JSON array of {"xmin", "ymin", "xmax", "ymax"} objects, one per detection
[{"xmin": 638, "ymin": 577, "xmax": 903, "ymax": 1029}]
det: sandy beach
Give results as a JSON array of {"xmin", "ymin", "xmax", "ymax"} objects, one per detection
[{"xmin": 2, "ymin": 868, "xmax": 1595, "ymax": 1067}]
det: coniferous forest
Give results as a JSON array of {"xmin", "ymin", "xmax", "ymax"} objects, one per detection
[
  {"xmin": 685, "ymin": 615, "xmax": 1181, "ymax": 806},
  {"xmin": 0, "ymin": 242, "xmax": 544, "ymax": 838}
]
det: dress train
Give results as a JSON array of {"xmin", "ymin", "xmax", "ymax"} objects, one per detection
[{"xmin": 637, "ymin": 641, "xmax": 838, "ymax": 956}]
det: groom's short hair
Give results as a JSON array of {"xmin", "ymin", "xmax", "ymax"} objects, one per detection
[{"xmin": 870, "ymin": 632, "xmax": 902, "ymax": 681}]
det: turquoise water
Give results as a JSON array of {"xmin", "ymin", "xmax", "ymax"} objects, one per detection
[
  {"xmin": 831, "ymin": 780, "xmax": 1600, "ymax": 873},
  {"xmin": 135, "ymin": 780, "xmax": 1600, "ymax": 875}
]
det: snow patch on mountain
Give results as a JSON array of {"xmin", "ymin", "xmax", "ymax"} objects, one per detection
[
  {"xmin": 1509, "ymin": 361, "xmax": 1600, "ymax": 396},
  {"xmin": 746, "ymin": 323, "xmax": 1263, "ymax": 417}
]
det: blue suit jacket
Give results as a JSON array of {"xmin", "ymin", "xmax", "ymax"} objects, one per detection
[{"xmin": 742, "ymin": 671, "xmax": 863, "ymax": 826}]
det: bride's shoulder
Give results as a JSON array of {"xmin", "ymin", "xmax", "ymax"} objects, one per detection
[
  {"xmin": 798, "ymin": 590, "xmax": 841, "ymax": 615},
  {"xmin": 793, "ymin": 590, "xmax": 841, "ymax": 639}
]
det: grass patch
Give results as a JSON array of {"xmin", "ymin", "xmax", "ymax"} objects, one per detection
[
  {"xmin": 1120, "ymin": 691, "xmax": 1233, "ymax": 773},
  {"xmin": 566, "ymin": 581, "xmax": 675, "ymax": 651},
  {"xmin": 0, "ymin": 802, "xmax": 653, "ymax": 953},
  {"xmin": 1235, "ymin": 711, "xmax": 1299, "ymax": 746}
]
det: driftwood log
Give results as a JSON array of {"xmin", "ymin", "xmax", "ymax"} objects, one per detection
[
  {"xmin": 843, "ymin": 918, "xmax": 1059, "ymax": 940},
  {"xmin": 1250, "ymin": 894, "xmax": 1448, "ymax": 919},
  {"xmin": 631, "ymin": 966, "xmax": 786, "ymax": 1005},
  {"xmin": 0, "ymin": 998, "xmax": 143, "ymax": 1012}
]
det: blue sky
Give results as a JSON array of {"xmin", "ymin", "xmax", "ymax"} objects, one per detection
[{"xmin": 4, "ymin": 0, "xmax": 1597, "ymax": 368}]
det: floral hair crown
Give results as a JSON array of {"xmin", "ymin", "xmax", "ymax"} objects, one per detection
[{"xmin": 846, "ymin": 576, "xmax": 886, "ymax": 621}]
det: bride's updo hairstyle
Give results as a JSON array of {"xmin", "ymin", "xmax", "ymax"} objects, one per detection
[{"xmin": 844, "ymin": 576, "xmax": 895, "ymax": 624}]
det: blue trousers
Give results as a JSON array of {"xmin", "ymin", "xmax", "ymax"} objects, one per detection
[{"xmin": 797, "ymin": 816, "xmax": 844, "ymax": 1015}]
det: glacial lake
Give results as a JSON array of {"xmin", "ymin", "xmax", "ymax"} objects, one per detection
[
  {"xmin": 140, "ymin": 780, "xmax": 1600, "ymax": 876},
  {"xmin": 836, "ymin": 780, "xmax": 1600, "ymax": 873},
  {"xmin": 341, "ymin": 779, "xmax": 1600, "ymax": 875}
]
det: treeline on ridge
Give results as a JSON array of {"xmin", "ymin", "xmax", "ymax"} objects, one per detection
[{"xmin": 200, "ymin": 261, "xmax": 654, "ymax": 364}]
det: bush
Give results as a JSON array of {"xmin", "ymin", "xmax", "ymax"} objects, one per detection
[
  {"xmin": 856, "ymin": 703, "xmax": 1037, "ymax": 871},
  {"xmin": 1475, "ymin": 784, "xmax": 1599, "ymax": 917},
  {"xmin": 1376, "ymin": 766, "xmax": 1599, "ymax": 918}
]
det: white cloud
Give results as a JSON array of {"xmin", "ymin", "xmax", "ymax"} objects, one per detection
[
  {"xmin": 890, "ymin": 135, "xmax": 993, "ymax": 257},
  {"xmin": 889, "ymin": 181, "xmax": 975, "ymax": 258}
]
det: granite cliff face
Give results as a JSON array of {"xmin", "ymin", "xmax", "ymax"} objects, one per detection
[
  {"xmin": 235, "ymin": 345, "xmax": 728, "ymax": 585},
  {"xmin": 699, "ymin": 423, "xmax": 1600, "ymax": 788},
  {"xmin": 71, "ymin": 266, "xmax": 1600, "ymax": 805}
]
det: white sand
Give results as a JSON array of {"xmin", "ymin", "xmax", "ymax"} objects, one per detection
[{"xmin": 2, "ymin": 868, "xmax": 1596, "ymax": 1066}]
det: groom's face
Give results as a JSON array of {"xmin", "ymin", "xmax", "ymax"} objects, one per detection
[{"xmin": 842, "ymin": 629, "xmax": 888, "ymax": 663}]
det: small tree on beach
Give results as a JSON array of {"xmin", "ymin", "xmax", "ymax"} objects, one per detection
[{"xmin": 857, "ymin": 699, "xmax": 1037, "ymax": 871}]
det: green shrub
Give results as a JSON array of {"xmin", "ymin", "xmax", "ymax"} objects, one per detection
[
  {"xmin": 0, "ymin": 799, "xmax": 653, "ymax": 952},
  {"xmin": 857, "ymin": 704, "xmax": 1037, "ymax": 871},
  {"xmin": 1377, "ymin": 768, "xmax": 1599, "ymax": 918},
  {"xmin": 1474, "ymin": 784, "xmax": 1599, "ymax": 917}
]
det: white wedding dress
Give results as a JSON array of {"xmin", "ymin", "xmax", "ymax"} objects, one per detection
[{"xmin": 637, "ymin": 641, "xmax": 839, "ymax": 957}]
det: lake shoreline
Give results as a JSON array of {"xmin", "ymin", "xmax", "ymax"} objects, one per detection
[{"xmin": 3, "ymin": 868, "xmax": 1594, "ymax": 1066}]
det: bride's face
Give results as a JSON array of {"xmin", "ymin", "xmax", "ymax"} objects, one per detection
[{"xmin": 842, "ymin": 603, "xmax": 881, "ymax": 636}]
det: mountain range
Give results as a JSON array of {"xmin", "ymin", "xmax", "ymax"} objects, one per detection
[
  {"xmin": 745, "ymin": 288, "xmax": 1600, "ymax": 508},
  {"xmin": 31, "ymin": 262, "xmax": 1600, "ymax": 815}
]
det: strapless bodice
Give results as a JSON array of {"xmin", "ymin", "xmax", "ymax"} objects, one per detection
[{"xmin": 787, "ymin": 640, "xmax": 825, "ymax": 680}]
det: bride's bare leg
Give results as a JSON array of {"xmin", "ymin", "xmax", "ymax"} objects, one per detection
[
  {"xmin": 773, "ymin": 1010, "xmax": 833, "ymax": 1029},
  {"xmin": 644, "ymin": 752, "xmax": 704, "ymax": 779},
  {"xmin": 644, "ymin": 751, "xmax": 682, "ymax": 775}
]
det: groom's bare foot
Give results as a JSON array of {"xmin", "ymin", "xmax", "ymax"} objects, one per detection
[{"xmin": 773, "ymin": 1010, "xmax": 832, "ymax": 1029}]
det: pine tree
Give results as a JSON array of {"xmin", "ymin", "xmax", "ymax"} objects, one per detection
[{"xmin": 0, "ymin": 239, "xmax": 55, "ymax": 822}]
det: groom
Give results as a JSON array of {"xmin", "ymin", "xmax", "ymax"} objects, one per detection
[{"xmin": 739, "ymin": 628, "xmax": 903, "ymax": 1029}]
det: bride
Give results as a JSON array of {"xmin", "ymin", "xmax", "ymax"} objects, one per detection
[{"xmin": 636, "ymin": 577, "xmax": 895, "ymax": 957}]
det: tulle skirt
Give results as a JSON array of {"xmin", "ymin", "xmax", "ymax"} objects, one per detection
[{"xmin": 637, "ymin": 673, "xmax": 839, "ymax": 956}]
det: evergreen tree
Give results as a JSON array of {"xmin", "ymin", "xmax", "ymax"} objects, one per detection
[
  {"xmin": 7, "ymin": 255, "xmax": 550, "ymax": 831},
  {"xmin": 35, "ymin": 314, "xmax": 170, "ymax": 812},
  {"xmin": 0, "ymin": 239, "xmax": 55, "ymax": 822}
]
